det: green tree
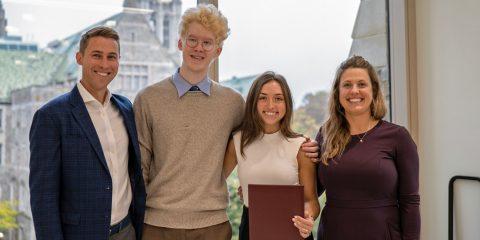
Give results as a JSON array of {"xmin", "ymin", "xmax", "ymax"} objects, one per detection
[
  {"xmin": 226, "ymin": 170, "xmax": 243, "ymax": 240},
  {"xmin": 293, "ymin": 90, "xmax": 329, "ymax": 138},
  {"xmin": 293, "ymin": 90, "xmax": 330, "ymax": 237},
  {"xmin": 301, "ymin": 91, "xmax": 329, "ymax": 124},
  {"xmin": 292, "ymin": 108, "xmax": 320, "ymax": 139},
  {"xmin": 0, "ymin": 201, "xmax": 19, "ymax": 231}
]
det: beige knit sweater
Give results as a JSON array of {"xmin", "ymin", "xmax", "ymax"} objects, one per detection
[{"xmin": 134, "ymin": 77, "xmax": 244, "ymax": 229}]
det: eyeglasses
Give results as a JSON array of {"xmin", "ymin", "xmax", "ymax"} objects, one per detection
[{"xmin": 185, "ymin": 37, "xmax": 215, "ymax": 51}]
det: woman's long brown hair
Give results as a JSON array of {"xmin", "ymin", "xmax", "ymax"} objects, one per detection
[{"xmin": 239, "ymin": 71, "xmax": 301, "ymax": 157}]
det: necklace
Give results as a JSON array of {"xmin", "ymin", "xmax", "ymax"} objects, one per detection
[{"xmin": 357, "ymin": 120, "xmax": 373, "ymax": 143}]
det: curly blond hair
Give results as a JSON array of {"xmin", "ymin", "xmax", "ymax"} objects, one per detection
[{"xmin": 179, "ymin": 4, "xmax": 230, "ymax": 47}]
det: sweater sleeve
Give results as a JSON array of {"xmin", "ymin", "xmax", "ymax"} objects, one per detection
[
  {"xmin": 233, "ymin": 94, "xmax": 245, "ymax": 131},
  {"xmin": 394, "ymin": 127, "xmax": 421, "ymax": 240},
  {"xmin": 133, "ymin": 93, "xmax": 153, "ymax": 185}
]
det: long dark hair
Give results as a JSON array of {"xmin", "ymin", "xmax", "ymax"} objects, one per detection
[{"xmin": 239, "ymin": 71, "xmax": 301, "ymax": 157}]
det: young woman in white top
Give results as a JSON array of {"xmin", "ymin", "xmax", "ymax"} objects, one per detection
[{"xmin": 223, "ymin": 71, "xmax": 320, "ymax": 239}]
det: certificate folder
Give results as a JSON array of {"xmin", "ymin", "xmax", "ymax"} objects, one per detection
[{"xmin": 248, "ymin": 184, "xmax": 304, "ymax": 240}]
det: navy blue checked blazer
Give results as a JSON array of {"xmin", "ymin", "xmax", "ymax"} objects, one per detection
[{"xmin": 29, "ymin": 86, "xmax": 146, "ymax": 240}]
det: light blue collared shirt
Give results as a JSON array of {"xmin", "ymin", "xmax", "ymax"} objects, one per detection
[{"xmin": 172, "ymin": 69, "xmax": 211, "ymax": 97}]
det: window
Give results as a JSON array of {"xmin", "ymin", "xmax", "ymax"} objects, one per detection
[
  {"xmin": 141, "ymin": 76, "xmax": 148, "ymax": 88},
  {"xmin": 163, "ymin": 18, "xmax": 170, "ymax": 48},
  {"xmin": 0, "ymin": 108, "xmax": 3, "ymax": 129},
  {"xmin": 220, "ymin": 0, "xmax": 391, "ymax": 139},
  {"xmin": 1, "ymin": 1, "xmax": 400, "ymax": 240},
  {"xmin": 134, "ymin": 75, "xmax": 141, "ymax": 90},
  {"xmin": 218, "ymin": 1, "xmax": 391, "ymax": 238}
]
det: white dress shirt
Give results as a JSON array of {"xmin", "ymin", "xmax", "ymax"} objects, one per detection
[{"xmin": 77, "ymin": 82, "xmax": 132, "ymax": 225}]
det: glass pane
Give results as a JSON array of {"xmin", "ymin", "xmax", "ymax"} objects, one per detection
[
  {"xmin": 220, "ymin": 0, "xmax": 391, "ymax": 139},
  {"xmin": 219, "ymin": 1, "xmax": 390, "ymax": 239}
]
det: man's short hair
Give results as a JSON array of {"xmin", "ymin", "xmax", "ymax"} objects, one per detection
[
  {"xmin": 79, "ymin": 26, "xmax": 120, "ymax": 54},
  {"xmin": 179, "ymin": 4, "xmax": 230, "ymax": 47}
]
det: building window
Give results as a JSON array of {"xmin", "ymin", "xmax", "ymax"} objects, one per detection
[
  {"xmin": 134, "ymin": 75, "xmax": 141, "ymax": 90},
  {"xmin": 163, "ymin": 18, "xmax": 170, "ymax": 47},
  {"xmin": 141, "ymin": 76, "xmax": 148, "ymax": 88},
  {"xmin": 0, "ymin": 144, "xmax": 2, "ymax": 165}
]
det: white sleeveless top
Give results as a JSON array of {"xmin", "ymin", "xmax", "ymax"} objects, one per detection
[{"xmin": 233, "ymin": 131, "xmax": 305, "ymax": 207}]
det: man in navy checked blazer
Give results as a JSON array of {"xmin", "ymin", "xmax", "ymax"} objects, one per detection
[{"xmin": 29, "ymin": 26, "xmax": 146, "ymax": 240}]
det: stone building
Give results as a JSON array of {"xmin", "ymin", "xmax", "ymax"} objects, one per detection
[
  {"xmin": 46, "ymin": 0, "xmax": 181, "ymax": 101},
  {"xmin": 0, "ymin": 102, "xmax": 8, "ymax": 170}
]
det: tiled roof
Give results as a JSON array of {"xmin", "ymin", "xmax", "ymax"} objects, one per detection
[
  {"xmin": 0, "ymin": 50, "xmax": 63, "ymax": 101},
  {"xmin": 220, "ymin": 74, "xmax": 257, "ymax": 98}
]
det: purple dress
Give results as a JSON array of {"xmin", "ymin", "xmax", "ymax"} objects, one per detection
[{"xmin": 315, "ymin": 120, "xmax": 420, "ymax": 240}]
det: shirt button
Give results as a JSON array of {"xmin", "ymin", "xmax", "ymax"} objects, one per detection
[{"xmin": 106, "ymin": 186, "xmax": 110, "ymax": 190}]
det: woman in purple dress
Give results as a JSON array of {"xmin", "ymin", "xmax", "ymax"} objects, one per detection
[{"xmin": 315, "ymin": 56, "xmax": 420, "ymax": 240}]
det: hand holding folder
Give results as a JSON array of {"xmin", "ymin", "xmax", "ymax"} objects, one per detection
[{"xmin": 248, "ymin": 184, "xmax": 305, "ymax": 240}]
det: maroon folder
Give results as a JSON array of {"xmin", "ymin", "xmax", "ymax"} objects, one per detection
[{"xmin": 248, "ymin": 184, "xmax": 304, "ymax": 240}]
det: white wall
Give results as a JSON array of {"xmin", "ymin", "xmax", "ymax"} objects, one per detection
[{"xmin": 416, "ymin": 0, "xmax": 480, "ymax": 239}]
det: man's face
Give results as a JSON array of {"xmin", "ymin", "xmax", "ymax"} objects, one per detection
[
  {"xmin": 76, "ymin": 36, "xmax": 119, "ymax": 93},
  {"xmin": 178, "ymin": 22, "xmax": 222, "ymax": 76}
]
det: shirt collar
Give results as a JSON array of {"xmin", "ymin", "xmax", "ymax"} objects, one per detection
[
  {"xmin": 172, "ymin": 68, "xmax": 211, "ymax": 97},
  {"xmin": 77, "ymin": 81, "xmax": 112, "ymax": 107}
]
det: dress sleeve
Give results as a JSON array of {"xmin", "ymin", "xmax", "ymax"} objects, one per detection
[
  {"xmin": 395, "ymin": 127, "xmax": 420, "ymax": 240},
  {"xmin": 315, "ymin": 128, "xmax": 325, "ymax": 195}
]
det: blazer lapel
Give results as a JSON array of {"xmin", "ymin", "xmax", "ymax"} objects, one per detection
[
  {"xmin": 69, "ymin": 86, "xmax": 110, "ymax": 174},
  {"xmin": 111, "ymin": 96, "xmax": 141, "ymax": 161}
]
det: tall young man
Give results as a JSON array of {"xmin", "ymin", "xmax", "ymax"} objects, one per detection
[
  {"xmin": 134, "ymin": 4, "xmax": 318, "ymax": 240},
  {"xmin": 29, "ymin": 26, "xmax": 146, "ymax": 240}
]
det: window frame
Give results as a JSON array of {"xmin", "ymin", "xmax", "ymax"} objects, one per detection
[
  {"xmin": 388, "ymin": 0, "xmax": 417, "ymax": 139},
  {"xmin": 0, "ymin": 108, "xmax": 3, "ymax": 130}
]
